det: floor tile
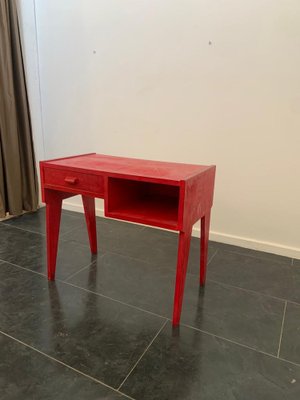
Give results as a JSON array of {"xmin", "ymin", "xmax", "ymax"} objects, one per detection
[
  {"xmin": 134, "ymin": 227, "xmax": 218, "ymax": 274},
  {"xmin": 63, "ymin": 216, "xmax": 145, "ymax": 251},
  {"xmin": 0, "ymin": 333, "xmax": 123, "ymax": 400},
  {"xmin": 207, "ymin": 250, "xmax": 300, "ymax": 303},
  {"xmin": 2, "ymin": 207, "xmax": 84, "ymax": 235},
  {"xmin": 181, "ymin": 278, "xmax": 284, "ymax": 355},
  {"xmin": 0, "ymin": 262, "xmax": 165, "ymax": 388},
  {"xmin": 67, "ymin": 222, "xmax": 216, "ymax": 273},
  {"xmin": 0, "ymin": 224, "xmax": 97, "ymax": 279},
  {"xmin": 8, "ymin": 207, "xmax": 215, "ymax": 276},
  {"xmin": 68, "ymin": 252, "xmax": 176, "ymax": 312},
  {"xmin": 69, "ymin": 252, "xmax": 285, "ymax": 354},
  {"xmin": 1, "ymin": 209, "xmax": 299, "ymax": 399},
  {"xmin": 122, "ymin": 322, "xmax": 300, "ymax": 400},
  {"xmin": 210, "ymin": 241, "xmax": 292, "ymax": 266},
  {"xmin": 280, "ymin": 302, "xmax": 300, "ymax": 364}
]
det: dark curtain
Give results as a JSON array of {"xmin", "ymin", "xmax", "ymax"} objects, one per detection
[{"xmin": 0, "ymin": 0, "xmax": 38, "ymax": 218}]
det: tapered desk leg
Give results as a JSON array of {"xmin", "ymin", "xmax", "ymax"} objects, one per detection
[
  {"xmin": 46, "ymin": 193, "xmax": 62, "ymax": 281},
  {"xmin": 200, "ymin": 210, "xmax": 211, "ymax": 286},
  {"xmin": 82, "ymin": 195, "xmax": 97, "ymax": 254},
  {"xmin": 172, "ymin": 228, "xmax": 192, "ymax": 326}
]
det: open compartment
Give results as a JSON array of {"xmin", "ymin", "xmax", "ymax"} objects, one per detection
[{"xmin": 106, "ymin": 177, "xmax": 181, "ymax": 229}]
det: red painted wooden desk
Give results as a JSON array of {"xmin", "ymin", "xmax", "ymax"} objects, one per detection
[{"xmin": 40, "ymin": 153, "xmax": 216, "ymax": 325}]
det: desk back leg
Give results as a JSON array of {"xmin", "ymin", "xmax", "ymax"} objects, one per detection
[
  {"xmin": 82, "ymin": 195, "xmax": 98, "ymax": 254},
  {"xmin": 46, "ymin": 193, "xmax": 62, "ymax": 280},
  {"xmin": 200, "ymin": 210, "xmax": 211, "ymax": 286},
  {"xmin": 172, "ymin": 228, "xmax": 192, "ymax": 326}
]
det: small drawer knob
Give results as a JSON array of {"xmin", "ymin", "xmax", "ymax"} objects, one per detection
[{"xmin": 64, "ymin": 176, "xmax": 78, "ymax": 185}]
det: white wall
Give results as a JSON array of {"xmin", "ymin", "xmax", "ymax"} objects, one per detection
[{"xmin": 20, "ymin": 0, "xmax": 300, "ymax": 258}]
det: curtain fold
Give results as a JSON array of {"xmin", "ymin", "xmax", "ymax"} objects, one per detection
[{"xmin": 0, "ymin": 0, "xmax": 38, "ymax": 217}]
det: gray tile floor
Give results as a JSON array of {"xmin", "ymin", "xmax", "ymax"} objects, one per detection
[{"xmin": 0, "ymin": 208, "xmax": 299, "ymax": 399}]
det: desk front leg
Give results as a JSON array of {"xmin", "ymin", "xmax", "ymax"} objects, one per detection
[
  {"xmin": 200, "ymin": 210, "xmax": 211, "ymax": 286},
  {"xmin": 82, "ymin": 195, "xmax": 97, "ymax": 254},
  {"xmin": 45, "ymin": 191, "xmax": 62, "ymax": 280},
  {"xmin": 172, "ymin": 228, "xmax": 192, "ymax": 326}
]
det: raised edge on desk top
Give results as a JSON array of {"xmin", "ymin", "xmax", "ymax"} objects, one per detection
[{"xmin": 41, "ymin": 153, "xmax": 214, "ymax": 183}]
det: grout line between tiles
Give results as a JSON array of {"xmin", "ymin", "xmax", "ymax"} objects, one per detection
[
  {"xmin": 99, "ymin": 248, "xmax": 192, "ymax": 276},
  {"xmin": 59, "ymin": 225, "xmax": 84, "ymax": 239},
  {"xmin": 180, "ymin": 322, "xmax": 276, "ymax": 356},
  {"xmin": 103, "ymin": 247, "xmax": 219, "ymax": 280},
  {"xmin": 219, "ymin": 247, "xmax": 292, "ymax": 266},
  {"xmin": 0, "ymin": 259, "xmax": 46, "ymax": 277},
  {"xmin": 206, "ymin": 278, "xmax": 288, "ymax": 304},
  {"xmin": 1, "ymin": 253, "xmax": 299, "ymax": 310},
  {"xmin": 1, "ymin": 241, "xmax": 299, "ymax": 371},
  {"xmin": 207, "ymin": 249, "xmax": 218, "ymax": 265},
  {"xmin": 1, "ymin": 219, "xmax": 89, "ymax": 241},
  {"xmin": 62, "ymin": 256, "xmax": 105, "ymax": 282},
  {"xmin": 59, "ymin": 280, "xmax": 167, "ymax": 320},
  {"xmin": 103, "ymin": 250, "xmax": 165, "ymax": 266},
  {"xmin": 0, "ymin": 258, "xmax": 102, "ymax": 288},
  {"xmin": 0, "ymin": 330, "xmax": 135, "ymax": 400},
  {"xmin": 1, "ymin": 257, "xmax": 300, "ymax": 371},
  {"xmin": 2, "ymin": 213, "xmax": 293, "ymax": 268},
  {"xmin": 117, "ymin": 319, "xmax": 168, "ymax": 391},
  {"xmin": 57, "ymin": 276, "xmax": 300, "ymax": 369},
  {"xmin": 59, "ymin": 215, "xmax": 148, "ymax": 240},
  {"xmin": 180, "ymin": 322, "xmax": 300, "ymax": 369},
  {"xmin": 277, "ymin": 301, "xmax": 287, "ymax": 358},
  {"xmin": 1, "ymin": 222, "xmax": 46, "ymax": 236},
  {"xmin": 0, "ymin": 256, "xmax": 166, "ymax": 321},
  {"xmin": 59, "ymin": 273, "xmax": 300, "ymax": 336},
  {"xmin": 285, "ymin": 299, "xmax": 300, "ymax": 307}
]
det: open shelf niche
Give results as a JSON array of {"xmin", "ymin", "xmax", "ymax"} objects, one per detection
[{"xmin": 106, "ymin": 177, "xmax": 181, "ymax": 230}]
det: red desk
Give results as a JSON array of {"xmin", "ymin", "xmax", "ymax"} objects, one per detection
[{"xmin": 40, "ymin": 153, "xmax": 216, "ymax": 325}]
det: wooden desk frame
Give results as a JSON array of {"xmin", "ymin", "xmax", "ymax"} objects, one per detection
[{"xmin": 40, "ymin": 153, "xmax": 216, "ymax": 326}]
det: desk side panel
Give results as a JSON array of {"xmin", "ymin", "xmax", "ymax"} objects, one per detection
[
  {"xmin": 182, "ymin": 166, "xmax": 216, "ymax": 231},
  {"xmin": 40, "ymin": 162, "xmax": 46, "ymax": 202}
]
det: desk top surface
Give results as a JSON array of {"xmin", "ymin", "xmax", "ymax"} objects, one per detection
[{"xmin": 43, "ymin": 153, "xmax": 213, "ymax": 182}]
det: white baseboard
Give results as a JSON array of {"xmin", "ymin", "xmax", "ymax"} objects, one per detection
[
  {"xmin": 62, "ymin": 201, "xmax": 300, "ymax": 260},
  {"xmin": 198, "ymin": 229, "xmax": 300, "ymax": 259}
]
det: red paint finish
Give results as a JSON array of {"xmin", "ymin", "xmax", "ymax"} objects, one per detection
[
  {"xmin": 172, "ymin": 228, "xmax": 192, "ymax": 325},
  {"xmin": 45, "ymin": 190, "xmax": 62, "ymax": 281},
  {"xmin": 82, "ymin": 195, "xmax": 98, "ymax": 254},
  {"xmin": 44, "ymin": 153, "xmax": 211, "ymax": 182},
  {"xmin": 106, "ymin": 178, "xmax": 180, "ymax": 230},
  {"xmin": 200, "ymin": 211, "xmax": 211, "ymax": 286},
  {"xmin": 40, "ymin": 153, "xmax": 216, "ymax": 325}
]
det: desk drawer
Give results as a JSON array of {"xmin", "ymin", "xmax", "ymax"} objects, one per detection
[{"xmin": 43, "ymin": 168, "xmax": 104, "ymax": 196}]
